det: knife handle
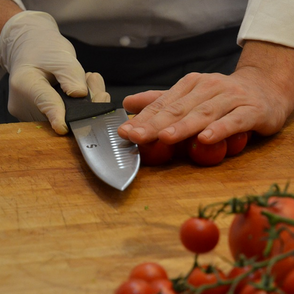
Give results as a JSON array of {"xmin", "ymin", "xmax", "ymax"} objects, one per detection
[{"xmin": 55, "ymin": 84, "xmax": 116, "ymax": 124}]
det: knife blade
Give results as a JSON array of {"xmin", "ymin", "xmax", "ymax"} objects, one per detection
[{"xmin": 55, "ymin": 85, "xmax": 140, "ymax": 191}]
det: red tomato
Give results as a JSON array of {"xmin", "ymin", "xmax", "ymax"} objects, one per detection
[
  {"xmin": 239, "ymin": 284, "xmax": 279, "ymax": 294},
  {"xmin": 115, "ymin": 279, "xmax": 156, "ymax": 294},
  {"xmin": 138, "ymin": 140, "xmax": 175, "ymax": 166},
  {"xmin": 174, "ymin": 139, "xmax": 189, "ymax": 160},
  {"xmin": 282, "ymin": 269, "xmax": 294, "ymax": 294},
  {"xmin": 129, "ymin": 262, "xmax": 168, "ymax": 283},
  {"xmin": 187, "ymin": 136, "xmax": 227, "ymax": 166},
  {"xmin": 150, "ymin": 279, "xmax": 176, "ymax": 294},
  {"xmin": 180, "ymin": 217, "xmax": 220, "ymax": 254},
  {"xmin": 227, "ymin": 265, "xmax": 263, "ymax": 293},
  {"xmin": 225, "ymin": 132, "xmax": 248, "ymax": 157},
  {"xmin": 187, "ymin": 266, "xmax": 228, "ymax": 294},
  {"xmin": 247, "ymin": 131, "xmax": 253, "ymax": 141},
  {"xmin": 270, "ymin": 237, "xmax": 294, "ymax": 285},
  {"xmin": 228, "ymin": 197, "xmax": 294, "ymax": 261}
]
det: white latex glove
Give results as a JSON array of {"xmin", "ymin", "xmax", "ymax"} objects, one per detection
[{"xmin": 0, "ymin": 11, "xmax": 109, "ymax": 135}]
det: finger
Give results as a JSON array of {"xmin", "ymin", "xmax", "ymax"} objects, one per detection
[
  {"xmin": 197, "ymin": 106, "xmax": 258, "ymax": 144},
  {"xmin": 117, "ymin": 90, "xmax": 165, "ymax": 140},
  {"xmin": 118, "ymin": 74, "xmax": 203, "ymax": 142},
  {"xmin": 86, "ymin": 72, "xmax": 110, "ymax": 102},
  {"xmin": 35, "ymin": 80, "xmax": 69, "ymax": 135},
  {"xmin": 157, "ymin": 92, "xmax": 247, "ymax": 144},
  {"xmin": 122, "ymin": 90, "xmax": 166, "ymax": 114},
  {"xmin": 27, "ymin": 72, "xmax": 69, "ymax": 135},
  {"xmin": 118, "ymin": 73, "xmax": 231, "ymax": 143},
  {"xmin": 52, "ymin": 52, "xmax": 88, "ymax": 97}
]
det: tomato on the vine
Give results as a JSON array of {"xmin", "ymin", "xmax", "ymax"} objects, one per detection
[
  {"xmin": 180, "ymin": 217, "xmax": 219, "ymax": 254},
  {"xmin": 282, "ymin": 269, "xmax": 294, "ymax": 294},
  {"xmin": 115, "ymin": 279, "xmax": 156, "ymax": 294},
  {"xmin": 239, "ymin": 280, "xmax": 279, "ymax": 294},
  {"xmin": 187, "ymin": 136, "xmax": 227, "ymax": 166},
  {"xmin": 129, "ymin": 262, "xmax": 168, "ymax": 283},
  {"xmin": 227, "ymin": 265, "xmax": 263, "ymax": 294},
  {"xmin": 239, "ymin": 286, "xmax": 279, "ymax": 294},
  {"xmin": 150, "ymin": 279, "xmax": 176, "ymax": 294},
  {"xmin": 187, "ymin": 266, "xmax": 228, "ymax": 294},
  {"xmin": 270, "ymin": 237, "xmax": 294, "ymax": 285},
  {"xmin": 138, "ymin": 140, "xmax": 175, "ymax": 166},
  {"xmin": 225, "ymin": 132, "xmax": 248, "ymax": 157},
  {"xmin": 228, "ymin": 196, "xmax": 294, "ymax": 261}
]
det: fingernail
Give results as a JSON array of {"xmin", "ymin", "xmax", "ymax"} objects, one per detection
[
  {"xmin": 133, "ymin": 127, "xmax": 146, "ymax": 137},
  {"xmin": 120, "ymin": 124, "xmax": 133, "ymax": 133},
  {"xmin": 201, "ymin": 129, "xmax": 213, "ymax": 139},
  {"xmin": 164, "ymin": 126, "xmax": 176, "ymax": 135}
]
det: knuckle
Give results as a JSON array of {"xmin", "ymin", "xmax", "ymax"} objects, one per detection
[
  {"xmin": 195, "ymin": 101, "xmax": 215, "ymax": 117},
  {"xmin": 145, "ymin": 99, "xmax": 166, "ymax": 115},
  {"xmin": 163, "ymin": 102, "xmax": 186, "ymax": 117},
  {"xmin": 180, "ymin": 72, "xmax": 201, "ymax": 85}
]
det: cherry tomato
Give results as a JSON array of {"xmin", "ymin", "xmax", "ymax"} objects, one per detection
[
  {"xmin": 187, "ymin": 266, "xmax": 228, "ymax": 294},
  {"xmin": 270, "ymin": 237, "xmax": 294, "ymax": 285},
  {"xmin": 187, "ymin": 136, "xmax": 227, "ymax": 166},
  {"xmin": 129, "ymin": 262, "xmax": 168, "ymax": 283},
  {"xmin": 138, "ymin": 140, "xmax": 175, "ymax": 166},
  {"xmin": 282, "ymin": 269, "xmax": 294, "ymax": 294},
  {"xmin": 228, "ymin": 197, "xmax": 294, "ymax": 261},
  {"xmin": 180, "ymin": 217, "xmax": 219, "ymax": 254},
  {"xmin": 227, "ymin": 265, "xmax": 263, "ymax": 293},
  {"xmin": 239, "ymin": 281, "xmax": 279, "ymax": 294},
  {"xmin": 225, "ymin": 132, "xmax": 248, "ymax": 157},
  {"xmin": 115, "ymin": 279, "xmax": 156, "ymax": 294},
  {"xmin": 150, "ymin": 279, "xmax": 176, "ymax": 294},
  {"xmin": 247, "ymin": 131, "xmax": 253, "ymax": 141},
  {"xmin": 174, "ymin": 139, "xmax": 189, "ymax": 160},
  {"xmin": 239, "ymin": 286, "xmax": 277, "ymax": 294}
]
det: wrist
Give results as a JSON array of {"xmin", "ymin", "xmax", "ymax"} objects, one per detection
[
  {"xmin": 0, "ymin": 0, "xmax": 23, "ymax": 33},
  {"xmin": 234, "ymin": 40, "xmax": 294, "ymax": 112}
]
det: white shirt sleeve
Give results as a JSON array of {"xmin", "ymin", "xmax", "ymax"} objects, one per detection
[
  {"xmin": 12, "ymin": 0, "xmax": 26, "ymax": 10},
  {"xmin": 238, "ymin": 0, "xmax": 294, "ymax": 48}
]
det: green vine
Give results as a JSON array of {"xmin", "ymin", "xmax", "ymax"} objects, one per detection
[{"xmin": 172, "ymin": 183, "xmax": 294, "ymax": 294}]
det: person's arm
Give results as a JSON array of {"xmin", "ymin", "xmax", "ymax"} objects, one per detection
[{"xmin": 0, "ymin": 0, "xmax": 22, "ymax": 32}]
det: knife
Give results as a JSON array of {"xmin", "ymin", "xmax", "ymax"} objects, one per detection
[{"xmin": 55, "ymin": 85, "xmax": 140, "ymax": 191}]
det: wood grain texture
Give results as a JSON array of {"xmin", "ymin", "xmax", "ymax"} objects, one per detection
[{"xmin": 0, "ymin": 116, "xmax": 294, "ymax": 294}]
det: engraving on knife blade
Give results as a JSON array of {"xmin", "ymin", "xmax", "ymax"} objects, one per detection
[
  {"xmin": 86, "ymin": 144, "xmax": 98, "ymax": 148},
  {"xmin": 104, "ymin": 116, "xmax": 137, "ymax": 169}
]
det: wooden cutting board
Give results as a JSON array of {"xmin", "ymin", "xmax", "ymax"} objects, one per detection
[{"xmin": 0, "ymin": 115, "xmax": 294, "ymax": 294}]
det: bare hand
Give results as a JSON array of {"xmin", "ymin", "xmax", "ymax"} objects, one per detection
[{"xmin": 118, "ymin": 41, "xmax": 294, "ymax": 145}]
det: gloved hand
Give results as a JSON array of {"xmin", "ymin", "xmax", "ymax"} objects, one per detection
[{"xmin": 0, "ymin": 11, "xmax": 110, "ymax": 135}]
